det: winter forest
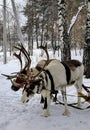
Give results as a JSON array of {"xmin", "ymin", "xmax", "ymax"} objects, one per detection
[
  {"xmin": 1, "ymin": 0, "xmax": 90, "ymax": 130},
  {"xmin": 0, "ymin": 0, "xmax": 90, "ymax": 76}
]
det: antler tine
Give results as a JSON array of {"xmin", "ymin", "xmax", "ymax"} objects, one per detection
[
  {"xmin": 32, "ymin": 45, "xmax": 49, "ymax": 79},
  {"xmin": 14, "ymin": 45, "xmax": 31, "ymax": 72},
  {"xmin": 1, "ymin": 74, "xmax": 17, "ymax": 85},
  {"xmin": 39, "ymin": 45, "xmax": 49, "ymax": 61},
  {"xmin": 13, "ymin": 51, "xmax": 22, "ymax": 70},
  {"xmin": 20, "ymin": 44, "xmax": 31, "ymax": 71},
  {"xmin": 1, "ymin": 73, "xmax": 17, "ymax": 79},
  {"xmin": 18, "ymin": 44, "xmax": 30, "ymax": 61}
]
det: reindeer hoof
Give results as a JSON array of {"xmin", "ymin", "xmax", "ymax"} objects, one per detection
[
  {"xmin": 62, "ymin": 110, "xmax": 70, "ymax": 116},
  {"xmin": 41, "ymin": 112, "xmax": 50, "ymax": 117},
  {"xmin": 77, "ymin": 104, "xmax": 81, "ymax": 108}
]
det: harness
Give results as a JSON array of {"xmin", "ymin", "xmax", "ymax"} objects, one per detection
[
  {"xmin": 37, "ymin": 61, "xmax": 71, "ymax": 94},
  {"xmin": 61, "ymin": 62, "xmax": 71, "ymax": 84},
  {"xmin": 45, "ymin": 70, "xmax": 58, "ymax": 96},
  {"xmin": 45, "ymin": 70, "xmax": 55, "ymax": 92}
]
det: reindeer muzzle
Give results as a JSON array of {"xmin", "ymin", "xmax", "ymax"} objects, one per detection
[
  {"xmin": 11, "ymin": 85, "xmax": 20, "ymax": 91},
  {"xmin": 11, "ymin": 79, "xmax": 22, "ymax": 91}
]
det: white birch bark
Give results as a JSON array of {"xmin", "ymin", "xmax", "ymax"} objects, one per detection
[{"xmin": 11, "ymin": 0, "xmax": 24, "ymax": 45}]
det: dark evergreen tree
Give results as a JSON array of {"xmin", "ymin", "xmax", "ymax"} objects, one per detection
[{"xmin": 83, "ymin": 0, "xmax": 90, "ymax": 78}]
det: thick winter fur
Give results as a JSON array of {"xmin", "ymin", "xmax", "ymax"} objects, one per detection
[
  {"xmin": 21, "ymin": 59, "xmax": 84, "ymax": 117},
  {"xmin": 31, "ymin": 59, "xmax": 57, "ymax": 75}
]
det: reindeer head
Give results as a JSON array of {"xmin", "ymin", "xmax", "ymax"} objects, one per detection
[
  {"xmin": 2, "ymin": 44, "xmax": 31, "ymax": 91},
  {"xmin": 21, "ymin": 78, "xmax": 42, "ymax": 103},
  {"xmin": 21, "ymin": 46, "xmax": 49, "ymax": 103},
  {"xmin": 2, "ymin": 45, "xmax": 49, "ymax": 92},
  {"xmin": 11, "ymin": 71, "xmax": 29, "ymax": 91}
]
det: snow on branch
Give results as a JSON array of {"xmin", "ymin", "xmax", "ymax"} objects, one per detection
[{"xmin": 68, "ymin": 3, "xmax": 86, "ymax": 35}]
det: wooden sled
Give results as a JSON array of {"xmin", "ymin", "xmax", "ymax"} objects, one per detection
[
  {"xmin": 78, "ymin": 92, "xmax": 90, "ymax": 104},
  {"xmin": 78, "ymin": 84, "xmax": 90, "ymax": 104},
  {"xmin": 54, "ymin": 84, "xmax": 90, "ymax": 110}
]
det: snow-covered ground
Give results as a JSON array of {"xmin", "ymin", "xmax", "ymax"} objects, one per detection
[{"xmin": 0, "ymin": 49, "xmax": 90, "ymax": 130}]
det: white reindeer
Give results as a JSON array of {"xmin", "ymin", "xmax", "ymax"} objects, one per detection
[{"xmin": 21, "ymin": 59, "xmax": 84, "ymax": 117}]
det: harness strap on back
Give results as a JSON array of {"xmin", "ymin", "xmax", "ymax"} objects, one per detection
[{"xmin": 61, "ymin": 62, "xmax": 71, "ymax": 84}]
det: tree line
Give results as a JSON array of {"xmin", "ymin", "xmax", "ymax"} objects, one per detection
[
  {"xmin": 1, "ymin": 0, "xmax": 90, "ymax": 78},
  {"xmin": 0, "ymin": 0, "xmax": 86, "ymax": 53}
]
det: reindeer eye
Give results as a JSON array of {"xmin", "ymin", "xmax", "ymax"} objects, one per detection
[
  {"xmin": 26, "ymin": 88, "xmax": 34, "ymax": 97},
  {"xmin": 30, "ymin": 84, "xmax": 35, "ymax": 90}
]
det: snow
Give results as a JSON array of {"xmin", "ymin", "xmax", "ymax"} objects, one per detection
[
  {"xmin": 68, "ymin": 4, "xmax": 85, "ymax": 35},
  {"xmin": 0, "ymin": 49, "xmax": 90, "ymax": 130}
]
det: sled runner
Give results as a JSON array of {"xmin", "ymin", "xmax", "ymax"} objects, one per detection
[
  {"xmin": 78, "ymin": 92, "xmax": 90, "ymax": 104},
  {"xmin": 54, "ymin": 84, "xmax": 90, "ymax": 110},
  {"xmin": 78, "ymin": 84, "xmax": 90, "ymax": 104}
]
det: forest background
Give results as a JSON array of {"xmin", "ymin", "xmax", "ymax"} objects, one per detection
[
  {"xmin": 0, "ymin": 0, "xmax": 90, "ymax": 77},
  {"xmin": 0, "ymin": 0, "xmax": 86, "ymax": 52}
]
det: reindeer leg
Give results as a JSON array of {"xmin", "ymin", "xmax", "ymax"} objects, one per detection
[
  {"xmin": 40, "ymin": 95, "xmax": 44, "ymax": 103},
  {"xmin": 53, "ymin": 91, "xmax": 58, "ymax": 102},
  {"xmin": 75, "ymin": 78, "xmax": 82, "ymax": 108},
  {"xmin": 41, "ymin": 91, "xmax": 51, "ymax": 117},
  {"xmin": 62, "ymin": 87, "xmax": 70, "ymax": 116}
]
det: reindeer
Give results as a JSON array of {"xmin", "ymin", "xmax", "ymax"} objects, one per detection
[
  {"xmin": 21, "ymin": 59, "xmax": 84, "ymax": 117},
  {"xmin": 2, "ymin": 44, "xmax": 58, "ymax": 102},
  {"xmin": 2, "ymin": 45, "xmax": 47, "ymax": 90}
]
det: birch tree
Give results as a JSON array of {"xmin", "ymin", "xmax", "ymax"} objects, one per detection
[
  {"xmin": 11, "ymin": 0, "xmax": 24, "ymax": 45},
  {"xmin": 3, "ymin": 0, "xmax": 7, "ymax": 64},
  {"xmin": 83, "ymin": 0, "xmax": 90, "ymax": 78},
  {"xmin": 58, "ymin": 0, "xmax": 71, "ymax": 61}
]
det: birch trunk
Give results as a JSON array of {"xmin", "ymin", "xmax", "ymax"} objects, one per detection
[
  {"xmin": 58, "ymin": 0, "xmax": 71, "ymax": 61},
  {"xmin": 3, "ymin": 0, "xmax": 7, "ymax": 64}
]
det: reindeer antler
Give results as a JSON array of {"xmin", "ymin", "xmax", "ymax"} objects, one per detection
[
  {"xmin": 20, "ymin": 44, "xmax": 31, "ymax": 72},
  {"xmin": 1, "ymin": 73, "xmax": 17, "ymax": 79},
  {"xmin": 14, "ymin": 44, "xmax": 31, "ymax": 73},
  {"xmin": 32, "ymin": 45, "xmax": 49, "ymax": 79},
  {"xmin": 2, "ymin": 44, "xmax": 31, "ymax": 83},
  {"xmin": 39, "ymin": 45, "xmax": 49, "ymax": 61},
  {"xmin": 13, "ymin": 51, "xmax": 22, "ymax": 70},
  {"xmin": 2, "ymin": 45, "xmax": 49, "ymax": 88}
]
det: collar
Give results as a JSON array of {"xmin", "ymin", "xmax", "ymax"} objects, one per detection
[
  {"xmin": 36, "ymin": 80, "xmax": 45, "ymax": 94},
  {"xmin": 45, "ymin": 70, "xmax": 55, "ymax": 92},
  {"xmin": 61, "ymin": 62, "xmax": 71, "ymax": 84}
]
